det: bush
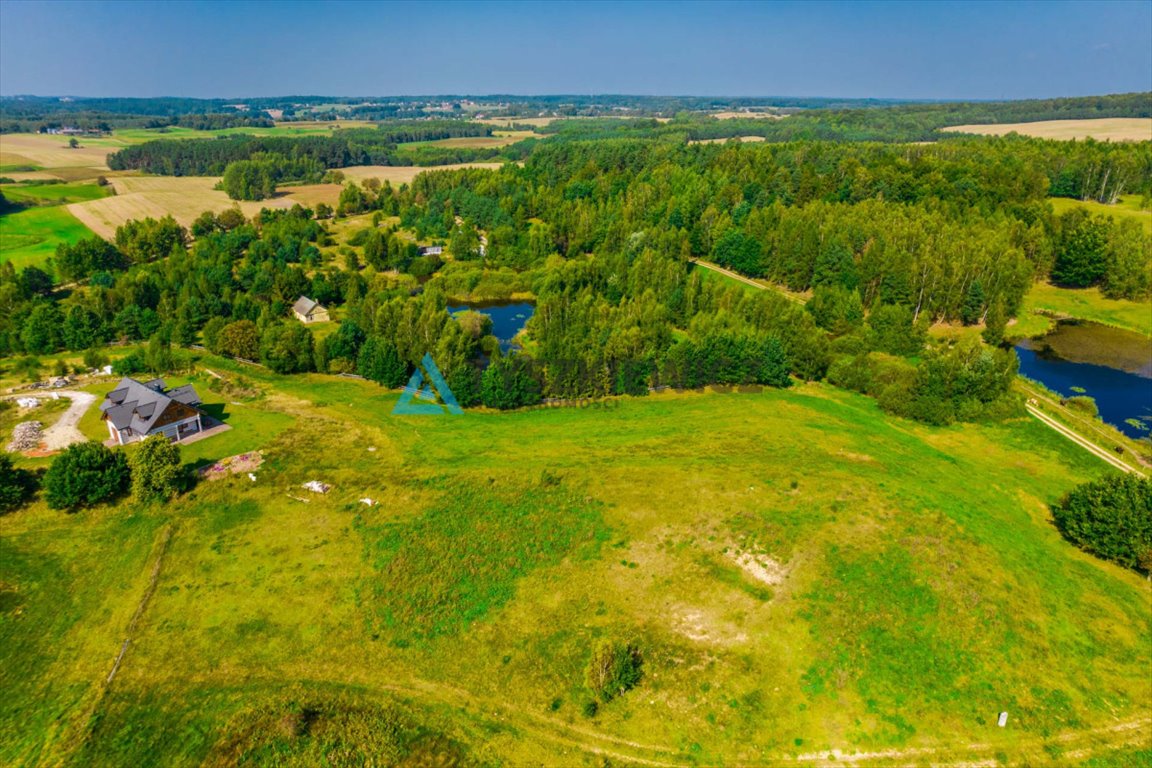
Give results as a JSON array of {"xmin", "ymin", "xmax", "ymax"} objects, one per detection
[
  {"xmin": 43, "ymin": 441, "xmax": 130, "ymax": 510},
  {"xmin": 585, "ymin": 640, "xmax": 643, "ymax": 702},
  {"xmin": 130, "ymin": 434, "xmax": 184, "ymax": 502},
  {"xmin": 481, "ymin": 354, "xmax": 542, "ymax": 410},
  {"xmin": 0, "ymin": 454, "xmax": 38, "ymax": 512},
  {"xmin": 1064, "ymin": 395, "xmax": 1099, "ymax": 418},
  {"xmin": 114, "ymin": 349, "xmax": 147, "ymax": 375},
  {"xmin": 1051, "ymin": 475, "xmax": 1152, "ymax": 572}
]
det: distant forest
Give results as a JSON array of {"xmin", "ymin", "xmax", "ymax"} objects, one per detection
[{"xmin": 2, "ymin": 91, "xmax": 1148, "ymax": 134}]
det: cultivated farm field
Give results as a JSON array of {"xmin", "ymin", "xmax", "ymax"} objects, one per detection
[
  {"xmin": 67, "ymin": 176, "xmax": 297, "ymax": 239},
  {"xmin": 338, "ymin": 162, "xmax": 507, "ymax": 185},
  {"xmin": 942, "ymin": 117, "xmax": 1152, "ymax": 141},
  {"xmin": 1, "ymin": 358, "xmax": 1148, "ymax": 767}
]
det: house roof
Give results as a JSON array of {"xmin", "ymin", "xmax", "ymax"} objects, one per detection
[
  {"xmin": 293, "ymin": 296, "xmax": 319, "ymax": 316},
  {"xmin": 100, "ymin": 377, "xmax": 202, "ymax": 435}
]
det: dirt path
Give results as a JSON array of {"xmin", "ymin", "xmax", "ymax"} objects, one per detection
[
  {"xmin": 1027, "ymin": 403, "xmax": 1145, "ymax": 477},
  {"xmin": 40, "ymin": 390, "xmax": 98, "ymax": 450},
  {"xmin": 690, "ymin": 258, "xmax": 806, "ymax": 304}
]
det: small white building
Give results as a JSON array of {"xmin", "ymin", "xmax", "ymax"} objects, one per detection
[
  {"xmin": 99, "ymin": 377, "xmax": 204, "ymax": 445},
  {"xmin": 292, "ymin": 296, "xmax": 330, "ymax": 324}
]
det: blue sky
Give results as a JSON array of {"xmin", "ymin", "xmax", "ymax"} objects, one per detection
[{"xmin": 1, "ymin": 0, "xmax": 1149, "ymax": 99}]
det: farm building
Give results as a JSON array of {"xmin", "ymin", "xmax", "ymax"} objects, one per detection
[
  {"xmin": 99, "ymin": 377, "xmax": 204, "ymax": 445},
  {"xmin": 292, "ymin": 296, "xmax": 330, "ymax": 323}
]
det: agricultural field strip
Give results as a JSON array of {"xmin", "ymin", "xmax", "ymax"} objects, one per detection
[{"xmin": 941, "ymin": 117, "xmax": 1152, "ymax": 141}]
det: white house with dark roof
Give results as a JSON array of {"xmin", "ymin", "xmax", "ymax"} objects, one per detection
[
  {"xmin": 99, "ymin": 377, "xmax": 204, "ymax": 445},
  {"xmin": 292, "ymin": 296, "xmax": 330, "ymax": 324}
]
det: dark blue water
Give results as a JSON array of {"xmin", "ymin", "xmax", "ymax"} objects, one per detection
[
  {"xmin": 448, "ymin": 301, "xmax": 535, "ymax": 353},
  {"xmin": 1015, "ymin": 331, "xmax": 1152, "ymax": 440}
]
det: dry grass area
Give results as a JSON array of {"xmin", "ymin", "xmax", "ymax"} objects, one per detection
[
  {"xmin": 339, "ymin": 162, "xmax": 505, "ymax": 185},
  {"xmin": 942, "ymin": 117, "xmax": 1152, "ymax": 141},
  {"xmin": 0, "ymin": 133, "xmax": 117, "ymax": 169},
  {"xmin": 689, "ymin": 135, "xmax": 767, "ymax": 145},
  {"xmin": 711, "ymin": 111, "xmax": 786, "ymax": 120},
  {"xmin": 278, "ymin": 183, "xmax": 343, "ymax": 207},
  {"xmin": 68, "ymin": 176, "xmax": 294, "ymax": 238}
]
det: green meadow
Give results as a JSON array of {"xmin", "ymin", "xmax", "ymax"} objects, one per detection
[
  {"xmin": 0, "ymin": 182, "xmax": 110, "ymax": 206},
  {"xmin": 1049, "ymin": 194, "xmax": 1152, "ymax": 235},
  {"xmin": 0, "ymin": 204, "xmax": 94, "ymax": 271},
  {"xmin": 1, "ymin": 356, "xmax": 1147, "ymax": 766},
  {"xmin": 1017, "ymin": 281, "xmax": 1152, "ymax": 338}
]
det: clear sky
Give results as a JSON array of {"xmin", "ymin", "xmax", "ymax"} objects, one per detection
[{"xmin": 1, "ymin": 0, "xmax": 1149, "ymax": 100}]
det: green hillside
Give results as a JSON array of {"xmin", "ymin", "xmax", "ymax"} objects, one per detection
[{"xmin": 2, "ymin": 359, "xmax": 1147, "ymax": 766}]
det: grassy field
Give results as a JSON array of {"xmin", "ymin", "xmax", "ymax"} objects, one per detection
[
  {"xmin": 1016, "ymin": 281, "xmax": 1152, "ymax": 338},
  {"xmin": 942, "ymin": 118, "xmax": 1152, "ymax": 141},
  {"xmin": 1, "ymin": 355, "xmax": 1147, "ymax": 766},
  {"xmin": 1049, "ymin": 194, "xmax": 1152, "ymax": 235},
  {"xmin": 0, "ymin": 205, "xmax": 94, "ymax": 270}
]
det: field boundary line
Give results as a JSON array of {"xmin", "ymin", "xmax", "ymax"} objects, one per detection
[{"xmin": 54, "ymin": 523, "xmax": 176, "ymax": 764}]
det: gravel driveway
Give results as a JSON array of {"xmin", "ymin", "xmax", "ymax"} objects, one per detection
[{"xmin": 40, "ymin": 391, "xmax": 99, "ymax": 451}]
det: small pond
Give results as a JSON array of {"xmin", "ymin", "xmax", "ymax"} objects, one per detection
[
  {"xmin": 1015, "ymin": 320, "xmax": 1152, "ymax": 439},
  {"xmin": 448, "ymin": 301, "xmax": 535, "ymax": 353}
]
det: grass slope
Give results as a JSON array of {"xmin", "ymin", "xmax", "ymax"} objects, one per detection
[{"xmin": 1, "ymin": 360, "xmax": 1148, "ymax": 766}]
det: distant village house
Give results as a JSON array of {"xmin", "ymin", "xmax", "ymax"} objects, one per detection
[
  {"xmin": 292, "ymin": 296, "xmax": 330, "ymax": 323},
  {"xmin": 419, "ymin": 245, "xmax": 444, "ymax": 257},
  {"xmin": 99, "ymin": 377, "xmax": 205, "ymax": 445}
]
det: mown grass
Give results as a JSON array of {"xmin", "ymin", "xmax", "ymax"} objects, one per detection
[
  {"xmin": 1, "ymin": 358, "xmax": 1148, "ymax": 766},
  {"xmin": 1050, "ymin": 194, "xmax": 1152, "ymax": 235},
  {"xmin": 0, "ymin": 205, "xmax": 94, "ymax": 271}
]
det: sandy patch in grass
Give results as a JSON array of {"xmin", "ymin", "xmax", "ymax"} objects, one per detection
[
  {"xmin": 942, "ymin": 118, "xmax": 1152, "ymax": 142},
  {"xmin": 725, "ymin": 549, "xmax": 788, "ymax": 586}
]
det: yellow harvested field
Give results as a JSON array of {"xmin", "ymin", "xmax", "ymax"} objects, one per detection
[
  {"xmin": 339, "ymin": 163, "xmax": 505, "ymax": 185},
  {"xmin": 711, "ymin": 111, "xmax": 786, "ymax": 120},
  {"xmin": 0, "ymin": 134, "xmax": 118, "ymax": 169},
  {"xmin": 942, "ymin": 117, "xmax": 1152, "ymax": 141},
  {"xmin": 279, "ymin": 183, "xmax": 342, "ymax": 207},
  {"xmin": 689, "ymin": 135, "xmax": 767, "ymax": 145},
  {"xmin": 68, "ymin": 176, "xmax": 294, "ymax": 239},
  {"xmin": 1, "ymin": 171, "xmax": 61, "ymax": 182}
]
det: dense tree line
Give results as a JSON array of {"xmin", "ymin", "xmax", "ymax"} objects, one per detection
[
  {"xmin": 2, "ymin": 125, "xmax": 1149, "ymax": 427},
  {"xmin": 220, "ymin": 153, "xmax": 325, "ymax": 200},
  {"xmin": 106, "ymin": 123, "xmax": 496, "ymax": 175}
]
